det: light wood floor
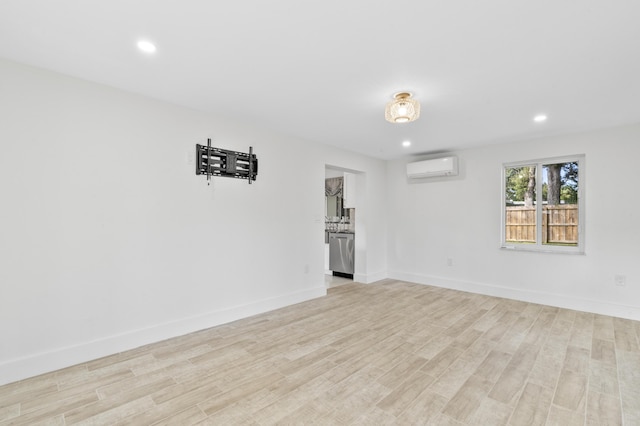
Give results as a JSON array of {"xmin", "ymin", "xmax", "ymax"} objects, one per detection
[
  {"xmin": 1, "ymin": 280, "xmax": 639, "ymax": 425},
  {"xmin": 324, "ymin": 274, "xmax": 353, "ymax": 288}
]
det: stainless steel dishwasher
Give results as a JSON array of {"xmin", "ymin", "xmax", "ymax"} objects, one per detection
[{"xmin": 329, "ymin": 232, "xmax": 354, "ymax": 276}]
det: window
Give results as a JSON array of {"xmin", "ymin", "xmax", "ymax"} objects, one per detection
[{"xmin": 502, "ymin": 155, "xmax": 584, "ymax": 253}]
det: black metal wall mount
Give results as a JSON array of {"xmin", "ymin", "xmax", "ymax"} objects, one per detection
[{"xmin": 196, "ymin": 139, "xmax": 258, "ymax": 185}]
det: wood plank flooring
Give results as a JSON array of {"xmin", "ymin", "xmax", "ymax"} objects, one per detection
[{"xmin": 1, "ymin": 280, "xmax": 639, "ymax": 425}]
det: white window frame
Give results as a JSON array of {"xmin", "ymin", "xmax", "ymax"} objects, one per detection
[{"xmin": 501, "ymin": 155, "xmax": 585, "ymax": 254}]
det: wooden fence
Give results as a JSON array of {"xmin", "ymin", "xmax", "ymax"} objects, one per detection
[{"xmin": 505, "ymin": 205, "xmax": 578, "ymax": 245}]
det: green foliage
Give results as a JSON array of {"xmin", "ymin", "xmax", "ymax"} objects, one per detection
[
  {"xmin": 559, "ymin": 162, "xmax": 578, "ymax": 204},
  {"xmin": 505, "ymin": 166, "xmax": 535, "ymax": 204}
]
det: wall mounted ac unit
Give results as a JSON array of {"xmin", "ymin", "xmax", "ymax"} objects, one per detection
[{"xmin": 406, "ymin": 156, "xmax": 458, "ymax": 179}]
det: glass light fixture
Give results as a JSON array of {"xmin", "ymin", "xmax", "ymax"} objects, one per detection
[{"xmin": 385, "ymin": 92, "xmax": 420, "ymax": 123}]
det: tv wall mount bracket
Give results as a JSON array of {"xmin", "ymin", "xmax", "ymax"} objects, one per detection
[{"xmin": 196, "ymin": 139, "xmax": 258, "ymax": 185}]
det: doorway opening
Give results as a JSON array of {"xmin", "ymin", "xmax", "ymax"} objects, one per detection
[{"xmin": 324, "ymin": 165, "xmax": 365, "ymax": 287}]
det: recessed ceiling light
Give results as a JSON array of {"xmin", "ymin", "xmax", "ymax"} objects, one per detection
[
  {"xmin": 137, "ymin": 40, "xmax": 157, "ymax": 54},
  {"xmin": 533, "ymin": 114, "xmax": 548, "ymax": 123},
  {"xmin": 402, "ymin": 141, "xmax": 411, "ymax": 147}
]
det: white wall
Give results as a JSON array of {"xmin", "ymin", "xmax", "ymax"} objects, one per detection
[
  {"xmin": 0, "ymin": 59, "xmax": 387, "ymax": 385},
  {"xmin": 5, "ymin": 55, "xmax": 638, "ymax": 386},
  {"xmin": 387, "ymin": 124, "xmax": 640, "ymax": 321}
]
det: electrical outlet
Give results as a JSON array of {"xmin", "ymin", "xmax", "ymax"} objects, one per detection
[
  {"xmin": 304, "ymin": 264, "xmax": 310, "ymax": 274},
  {"xmin": 614, "ymin": 274, "xmax": 626, "ymax": 287},
  {"xmin": 447, "ymin": 258, "xmax": 454, "ymax": 267}
]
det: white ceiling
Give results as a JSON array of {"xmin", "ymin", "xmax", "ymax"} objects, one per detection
[{"xmin": 1, "ymin": 0, "xmax": 639, "ymax": 159}]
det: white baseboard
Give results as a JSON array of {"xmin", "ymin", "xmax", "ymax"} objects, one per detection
[
  {"xmin": 388, "ymin": 270, "xmax": 640, "ymax": 321},
  {"xmin": 0, "ymin": 286, "xmax": 326, "ymax": 386},
  {"xmin": 354, "ymin": 270, "xmax": 388, "ymax": 284}
]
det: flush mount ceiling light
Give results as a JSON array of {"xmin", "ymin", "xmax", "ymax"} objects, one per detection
[
  {"xmin": 385, "ymin": 92, "xmax": 420, "ymax": 124},
  {"xmin": 533, "ymin": 114, "xmax": 548, "ymax": 123}
]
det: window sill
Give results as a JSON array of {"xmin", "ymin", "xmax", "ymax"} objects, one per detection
[{"xmin": 500, "ymin": 245, "xmax": 585, "ymax": 255}]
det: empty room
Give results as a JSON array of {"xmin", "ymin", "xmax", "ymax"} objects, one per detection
[{"xmin": 1, "ymin": 1, "xmax": 639, "ymax": 425}]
